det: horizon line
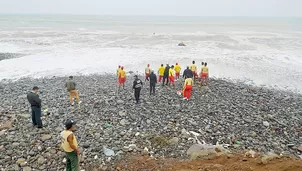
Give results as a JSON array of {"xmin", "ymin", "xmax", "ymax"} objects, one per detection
[{"xmin": 0, "ymin": 13, "xmax": 301, "ymax": 18}]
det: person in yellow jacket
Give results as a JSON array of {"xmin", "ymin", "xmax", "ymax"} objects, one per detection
[
  {"xmin": 116, "ymin": 65, "xmax": 121, "ymax": 77},
  {"xmin": 145, "ymin": 64, "xmax": 151, "ymax": 82},
  {"xmin": 169, "ymin": 65, "xmax": 175, "ymax": 88},
  {"xmin": 174, "ymin": 63, "xmax": 181, "ymax": 80},
  {"xmin": 60, "ymin": 119, "xmax": 80, "ymax": 171},
  {"xmin": 190, "ymin": 61, "xmax": 197, "ymax": 80},
  {"xmin": 158, "ymin": 64, "xmax": 165, "ymax": 82},
  {"xmin": 183, "ymin": 76, "xmax": 193, "ymax": 100},
  {"xmin": 118, "ymin": 66, "xmax": 126, "ymax": 90},
  {"xmin": 201, "ymin": 62, "xmax": 209, "ymax": 86}
]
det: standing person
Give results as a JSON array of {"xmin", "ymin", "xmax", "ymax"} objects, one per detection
[
  {"xmin": 183, "ymin": 66, "xmax": 193, "ymax": 79},
  {"xmin": 60, "ymin": 119, "xmax": 80, "ymax": 171},
  {"xmin": 201, "ymin": 62, "xmax": 209, "ymax": 86},
  {"xmin": 116, "ymin": 65, "xmax": 121, "ymax": 77},
  {"xmin": 190, "ymin": 61, "xmax": 198, "ymax": 80},
  {"xmin": 145, "ymin": 64, "xmax": 151, "ymax": 82},
  {"xmin": 158, "ymin": 64, "xmax": 165, "ymax": 83},
  {"xmin": 27, "ymin": 86, "xmax": 43, "ymax": 128},
  {"xmin": 118, "ymin": 66, "xmax": 126, "ymax": 90},
  {"xmin": 183, "ymin": 76, "xmax": 193, "ymax": 101},
  {"xmin": 174, "ymin": 63, "xmax": 181, "ymax": 80},
  {"xmin": 133, "ymin": 75, "xmax": 143, "ymax": 104},
  {"xmin": 169, "ymin": 65, "xmax": 175, "ymax": 88},
  {"xmin": 148, "ymin": 70, "xmax": 157, "ymax": 95},
  {"xmin": 162, "ymin": 64, "xmax": 170, "ymax": 86},
  {"xmin": 65, "ymin": 76, "xmax": 81, "ymax": 106}
]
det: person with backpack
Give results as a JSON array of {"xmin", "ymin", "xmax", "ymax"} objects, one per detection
[{"xmin": 133, "ymin": 75, "xmax": 143, "ymax": 104}]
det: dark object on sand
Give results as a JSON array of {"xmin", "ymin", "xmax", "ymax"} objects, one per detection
[{"xmin": 178, "ymin": 42, "xmax": 186, "ymax": 46}]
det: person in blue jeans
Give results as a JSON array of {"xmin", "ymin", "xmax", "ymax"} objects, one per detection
[{"xmin": 27, "ymin": 86, "xmax": 43, "ymax": 128}]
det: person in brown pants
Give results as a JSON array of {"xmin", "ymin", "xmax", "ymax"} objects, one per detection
[{"xmin": 65, "ymin": 76, "xmax": 81, "ymax": 106}]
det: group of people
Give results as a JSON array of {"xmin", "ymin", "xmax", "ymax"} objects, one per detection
[
  {"xmin": 24, "ymin": 60, "xmax": 209, "ymax": 171},
  {"xmin": 116, "ymin": 60, "xmax": 209, "ymax": 102}
]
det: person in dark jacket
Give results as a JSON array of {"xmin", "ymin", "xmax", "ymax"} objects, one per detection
[
  {"xmin": 133, "ymin": 75, "xmax": 143, "ymax": 104},
  {"xmin": 162, "ymin": 64, "xmax": 170, "ymax": 86},
  {"xmin": 148, "ymin": 70, "xmax": 157, "ymax": 95},
  {"xmin": 183, "ymin": 66, "xmax": 193, "ymax": 79},
  {"xmin": 27, "ymin": 86, "xmax": 43, "ymax": 128}
]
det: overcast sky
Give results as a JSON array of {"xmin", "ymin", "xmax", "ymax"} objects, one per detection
[{"xmin": 0, "ymin": 0, "xmax": 301, "ymax": 16}]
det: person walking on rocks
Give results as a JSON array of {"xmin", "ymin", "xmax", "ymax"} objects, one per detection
[
  {"xmin": 116, "ymin": 65, "xmax": 121, "ymax": 77},
  {"xmin": 162, "ymin": 64, "xmax": 170, "ymax": 86},
  {"xmin": 27, "ymin": 86, "xmax": 43, "ymax": 128},
  {"xmin": 183, "ymin": 66, "xmax": 193, "ymax": 79},
  {"xmin": 148, "ymin": 70, "xmax": 157, "ymax": 95},
  {"xmin": 201, "ymin": 62, "xmax": 209, "ymax": 86},
  {"xmin": 158, "ymin": 64, "xmax": 165, "ymax": 83},
  {"xmin": 65, "ymin": 76, "xmax": 81, "ymax": 106},
  {"xmin": 183, "ymin": 76, "xmax": 193, "ymax": 100},
  {"xmin": 190, "ymin": 61, "xmax": 198, "ymax": 80},
  {"xmin": 133, "ymin": 75, "xmax": 143, "ymax": 104},
  {"xmin": 145, "ymin": 64, "xmax": 151, "ymax": 82},
  {"xmin": 174, "ymin": 62, "xmax": 181, "ymax": 80},
  {"xmin": 118, "ymin": 66, "xmax": 126, "ymax": 90},
  {"xmin": 60, "ymin": 119, "xmax": 80, "ymax": 171},
  {"xmin": 169, "ymin": 65, "xmax": 175, "ymax": 88}
]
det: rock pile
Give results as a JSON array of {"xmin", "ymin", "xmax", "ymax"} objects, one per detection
[{"xmin": 0, "ymin": 74, "xmax": 301, "ymax": 170}]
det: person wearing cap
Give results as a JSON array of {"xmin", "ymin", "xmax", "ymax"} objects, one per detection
[
  {"xmin": 162, "ymin": 64, "xmax": 170, "ymax": 86},
  {"xmin": 169, "ymin": 65, "xmax": 175, "ymax": 88},
  {"xmin": 65, "ymin": 76, "xmax": 81, "ymax": 106},
  {"xmin": 174, "ymin": 63, "xmax": 181, "ymax": 80},
  {"xmin": 27, "ymin": 86, "xmax": 43, "ymax": 128},
  {"xmin": 148, "ymin": 70, "xmax": 157, "ymax": 95},
  {"xmin": 60, "ymin": 119, "xmax": 80, "ymax": 171},
  {"xmin": 145, "ymin": 64, "xmax": 151, "ymax": 82},
  {"xmin": 157, "ymin": 64, "xmax": 165, "ymax": 83},
  {"xmin": 133, "ymin": 75, "xmax": 143, "ymax": 104},
  {"xmin": 118, "ymin": 66, "xmax": 126, "ymax": 90}
]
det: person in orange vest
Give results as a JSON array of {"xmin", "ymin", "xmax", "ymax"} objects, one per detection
[
  {"xmin": 145, "ymin": 64, "xmax": 151, "ymax": 82},
  {"xmin": 190, "ymin": 61, "xmax": 197, "ymax": 81},
  {"xmin": 118, "ymin": 66, "xmax": 126, "ymax": 90},
  {"xmin": 201, "ymin": 62, "xmax": 209, "ymax": 86},
  {"xmin": 174, "ymin": 63, "xmax": 181, "ymax": 80},
  {"xmin": 158, "ymin": 64, "xmax": 165, "ymax": 83},
  {"xmin": 169, "ymin": 65, "xmax": 175, "ymax": 88},
  {"xmin": 183, "ymin": 76, "xmax": 193, "ymax": 101}
]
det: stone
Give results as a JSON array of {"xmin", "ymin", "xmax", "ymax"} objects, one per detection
[
  {"xmin": 263, "ymin": 121, "xmax": 270, "ymax": 127},
  {"xmin": 250, "ymin": 131, "xmax": 257, "ymax": 137},
  {"xmin": 117, "ymin": 100, "xmax": 124, "ymax": 104},
  {"xmin": 23, "ymin": 167, "xmax": 32, "ymax": 171},
  {"xmin": 118, "ymin": 110, "xmax": 127, "ymax": 117},
  {"xmin": 0, "ymin": 130, "xmax": 5, "ymax": 136},
  {"xmin": 41, "ymin": 134, "xmax": 52, "ymax": 141},
  {"xmin": 103, "ymin": 147, "xmax": 115, "ymax": 156},
  {"xmin": 186, "ymin": 144, "xmax": 228, "ymax": 160},
  {"xmin": 119, "ymin": 119, "xmax": 128, "ymax": 126},
  {"xmin": 297, "ymin": 145, "xmax": 302, "ymax": 152},
  {"xmin": 260, "ymin": 153, "xmax": 280, "ymax": 164},
  {"xmin": 37, "ymin": 156, "xmax": 45, "ymax": 165},
  {"xmin": 83, "ymin": 143, "xmax": 90, "ymax": 148},
  {"xmin": 0, "ymin": 120, "xmax": 13, "ymax": 130},
  {"xmin": 16, "ymin": 158, "xmax": 26, "ymax": 165},
  {"xmin": 169, "ymin": 137, "xmax": 179, "ymax": 145}
]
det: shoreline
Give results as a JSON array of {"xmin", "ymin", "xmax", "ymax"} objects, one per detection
[{"xmin": 0, "ymin": 74, "xmax": 301, "ymax": 170}]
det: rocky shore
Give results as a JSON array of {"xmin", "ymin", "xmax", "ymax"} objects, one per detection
[{"xmin": 0, "ymin": 74, "xmax": 301, "ymax": 170}]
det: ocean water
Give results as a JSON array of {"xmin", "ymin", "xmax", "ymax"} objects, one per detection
[{"xmin": 0, "ymin": 15, "xmax": 301, "ymax": 92}]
